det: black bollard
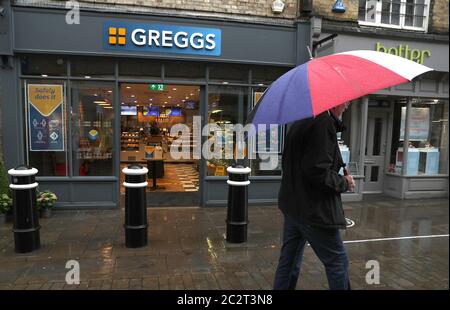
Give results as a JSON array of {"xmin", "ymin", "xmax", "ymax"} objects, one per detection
[
  {"xmin": 123, "ymin": 165, "xmax": 148, "ymax": 248},
  {"xmin": 8, "ymin": 165, "xmax": 40, "ymax": 253},
  {"xmin": 226, "ymin": 165, "xmax": 251, "ymax": 243}
]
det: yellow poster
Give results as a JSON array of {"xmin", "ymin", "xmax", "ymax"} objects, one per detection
[{"xmin": 28, "ymin": 84, "xmax": 63, "ymax": 116}]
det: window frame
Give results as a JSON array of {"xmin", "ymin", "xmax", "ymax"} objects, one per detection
[{"xmin": 358, "ymin": 0, "xmax": 431, "ymax": 32}]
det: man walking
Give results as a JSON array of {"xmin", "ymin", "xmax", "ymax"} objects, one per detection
[{"xmin": 274, "ymin": 103, "xmax": 355, "ymax": 290}]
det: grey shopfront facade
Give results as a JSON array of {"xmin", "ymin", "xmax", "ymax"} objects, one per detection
[
  {"xmin": 316, "ymin": 31, "xmax": 449, "ymax": 199},
  {"xmin": 0, "ymin": 4, "xmax": 311, "ymax": 208}
]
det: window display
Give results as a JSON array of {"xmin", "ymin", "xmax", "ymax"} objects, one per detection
[
  {"xmin": 390, "ymin": 99, "xmax": 448, "ymax": 175},
  {"xmin": 206, "ymin": 86, "xmax": 246, "ymax": 176},
  {"xmin": 71, "ymin": 82, "xmax": 115, "ymax": 176}
]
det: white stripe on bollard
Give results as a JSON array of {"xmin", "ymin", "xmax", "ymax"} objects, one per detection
[
  {"xmin": 8, "ymin": 168, "xmax": 39, "ymax": 176},
  {"xmin": 9, "ymin": 182, "xmax": 39, "ymax": 190},
  {"xmin": 123, "ymin": 181, "xmax": 148, "ymax": 188},
  {"xmin": 122, "ymin": 167, "xmax": 149, "ymax": 175},
  {"xmin": 226, "ymin": 166, "xmax": 251, "ymax": 174},
  {"xmin": 227, "ymin": 180, "xmax": 251, "ymax": 186}
]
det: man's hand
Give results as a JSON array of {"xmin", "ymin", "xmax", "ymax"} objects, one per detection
[{"xmin": 344, "ymin": 175, "xmax": 355, "ymax": 192}]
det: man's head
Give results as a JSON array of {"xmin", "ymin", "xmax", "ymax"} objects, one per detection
[{"xmin": 330, "ymin": 102, "xmax": 350, "ymax": 120}]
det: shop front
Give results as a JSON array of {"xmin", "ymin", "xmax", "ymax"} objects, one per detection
[
  {"xmin": 316, "ymin": 32, "xmax": 449, "ymax": 199},
  {"xmin": 0, "ymin": 5, "xmax": 310, "ymax": 208}
]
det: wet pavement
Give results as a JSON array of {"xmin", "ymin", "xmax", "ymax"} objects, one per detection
[{"xmin": 0, "ymin": 196, "xmax": 448, "ymax": 290}]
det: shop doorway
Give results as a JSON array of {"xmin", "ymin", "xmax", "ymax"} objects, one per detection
[
  {"xmin": 363, "ymin": 109, "xmax": 389, "ymax": 193},
  {"xmin": 119, "ymin": 83, "xmax": 201, "ymax": 206}
]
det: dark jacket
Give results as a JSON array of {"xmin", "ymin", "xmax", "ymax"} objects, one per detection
[{"xmin": 278, "ymin": 111, "xmax": 348, "ymax": 229}]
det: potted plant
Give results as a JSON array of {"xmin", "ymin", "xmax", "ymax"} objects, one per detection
[
  {"xmin": 0, "ymin": 193, "xmax": 12, "ymax": 224},
  {"xmin": 36, "ymin": 190, "xmax": 57, "ymax": 218}
]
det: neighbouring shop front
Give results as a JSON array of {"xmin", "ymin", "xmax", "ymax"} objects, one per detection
[
  {"xmin": 0, "ymin": 5, "xmax": 311, "ymax": 208},
  {"xmin": 316, "ymin": 32, "xmax": 449, "ymax": 199}
]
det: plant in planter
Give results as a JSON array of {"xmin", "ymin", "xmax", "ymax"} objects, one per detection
[
  {"xmin": 0, "ymin": 193, "xmax": 12, "ymax": 224},
  {"xmin": 36, "ymin": 190, "xmax": 58, "ymax": 218}
]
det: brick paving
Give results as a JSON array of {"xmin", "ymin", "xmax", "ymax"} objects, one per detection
[{"xmin": 0, "ymin": 197, "xmax": 448, "ymax": 290}]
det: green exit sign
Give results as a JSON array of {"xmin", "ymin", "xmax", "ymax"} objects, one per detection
[{"xmin": 149, "ymin": 84, "xmax": 166, "ymax": 91}]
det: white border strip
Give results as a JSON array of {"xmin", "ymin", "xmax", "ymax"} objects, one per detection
[
  {"xmin": 343, "ymin": 234, "xmax": 449, "ymax": 244},
  {"xmin": 122, "ymin": 167, "xmax": 149, "ymax": 175},
  {"xmin": 227, "ymin": 166, "xmax": 251, "ymax": 174},
  {"xmin": 9, "ymin": 182, "xmax": 39, "ymax": 190},
  {"xmin": 123, "ymin": 181, "xmax": 148, "ymax": 188},
  {"xmin": 227, "ymin": 180, "xmax": 251, "ymax": 186},
  {"xmin": 338, "ymin": 50, "xmax": 433, "ymax": 81},
  {"xmin": 8, "ymin": 168, "xmax": 38, "ymax": 176}
]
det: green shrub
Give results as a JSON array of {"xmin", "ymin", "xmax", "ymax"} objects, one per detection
[{"xmin": 0, "ymin": 159, "xmax": 9, "ymax": 196}]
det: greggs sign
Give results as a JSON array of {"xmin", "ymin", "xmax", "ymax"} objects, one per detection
[{"xmin": 103, "ymin": 22, "xmax": 221, "ymax": 56}]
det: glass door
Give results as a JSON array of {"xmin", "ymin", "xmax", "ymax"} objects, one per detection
[{"xmin": 364, "ymin": 109, "xmax": 389, "ymax": 193}]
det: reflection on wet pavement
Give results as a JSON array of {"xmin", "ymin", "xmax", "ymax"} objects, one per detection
[{"xmin": 0, "ymin": 197, "xmax": 448, "ymax": 290}]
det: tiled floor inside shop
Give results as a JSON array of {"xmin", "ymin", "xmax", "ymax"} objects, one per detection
[
  {"xmin": 120, "ymin": 163, "xmax": 199, "ymax": 193},
  {"xmin": 0, "ymin": 197, "xmax": 448, "ymax": 290}
]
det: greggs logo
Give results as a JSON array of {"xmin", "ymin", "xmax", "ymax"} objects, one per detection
[
  {"xmin": 108, "ymin": 27, "xmax": 126, "ymax": 45},
  {"xmin": 104, "ymin": 22, "xmax": 221, "ymax": 56}
]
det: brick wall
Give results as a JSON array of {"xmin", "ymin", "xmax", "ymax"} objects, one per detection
[
  {"xmin": 430, "ymin": 0, "xmax": 449, "ymax": 34},
  {"xmin": 16, "ymin": 0, "xmax": 299, "ymax": 20},
  {"xmin": 312, "ymin": 0, "xmax": 358, "ymax": 21}
]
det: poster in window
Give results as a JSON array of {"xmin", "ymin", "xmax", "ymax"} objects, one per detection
[
  {"xmin": 28, "ymin": 84, "xmax": 65, "ymax": 151},
  {"xmin": 400, "ymin": 107, "xmax": 430, "ymax": 141}
]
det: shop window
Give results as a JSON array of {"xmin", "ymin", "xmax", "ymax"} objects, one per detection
[
  {"xmin": 70, "ymin": 57, "xmax": 115, "ymax": 78},
  {"xmin": 250, "ymin": 65, "xmax": 292, "ymax": 86},
  {"xmin": 249, "ymin": 87, "xmax": 282, "ymax": 176},
  {"xmin": 206, "ymin": 86, "xmax": 248, "ymax": 176},
  {"xmin": 24, "ymin": 80, "xmax": 69, "ymax": 176},
  {"xmin": 389, "ymin": 99, "xmax": 448, "ymax": 175},
  {"xmin": 71, "ymin": 82, "xmax": 115, "ymax": 176},
  {"xmin": 358, "ymin": 0, "xmax": 430, "ymax": 31},
  {"xmin": 118, "ymin": 59, "xmax": 162, "ymax": 80},
  {"xmin": 209, "ymin": 63, "xmax": 249, "ymax": 84},
  {"xmin": 20, "ymin": 55, "xmax": 67, "ymax": 76},
  {"xmin": 164, "ymin": 60, "xmax": 206, "ymax": 80}
]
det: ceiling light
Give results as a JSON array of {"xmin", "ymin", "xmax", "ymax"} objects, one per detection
[
  {"xmin": 94, "ymin": 101, "xmax": 107, "ymax": 104},
  {"xmin": 172, "ymin": 88, "xmax": 177, "ymax": 91},
  {"xmin": 211, "ymin": 109, "xmax": 223, "ymax": 114},
  {"xmin": 108, "ymin": 90, "xmax": 112, "ymax": 93},
  {"xmin": 131, "ymin": 95, "xmax": 135, "ymax": 98},
  {"xmin": 103, "ymin": 106, "xmax": 113, "ymax": 109},
  {"xmin": 190, "ymin": 93, "xmax": 194, "ymax": 96},
  {"xmin": 126, "ymin": 86, "xmax": 131, "ymax": 89},
  {"xmin": 168, "ymin": 96, "xmax": 172, "ymax": 99},
  {"xmin": 222, "ymin": 81, "xmax": 229, "ymax": 85},
  {"xmin": 41, "ymin": 74, "xmax": 48, "ymax": 77},
  {"xmin": 182, "ymin": 99, "xmax": 186, "ymax": 102},
  {"xmin": 84, "ymin": 76, "xmax": 91, "ymax": 79}
]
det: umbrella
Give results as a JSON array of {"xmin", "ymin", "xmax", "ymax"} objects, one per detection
[{"xmin": 247, "ymin": 50, "xmax": 433, "ymax": 129}]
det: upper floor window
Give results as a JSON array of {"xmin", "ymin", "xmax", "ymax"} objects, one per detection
[{"xmin": 358, "ymin": 0, "xmax": 430, "ymax": 31}]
